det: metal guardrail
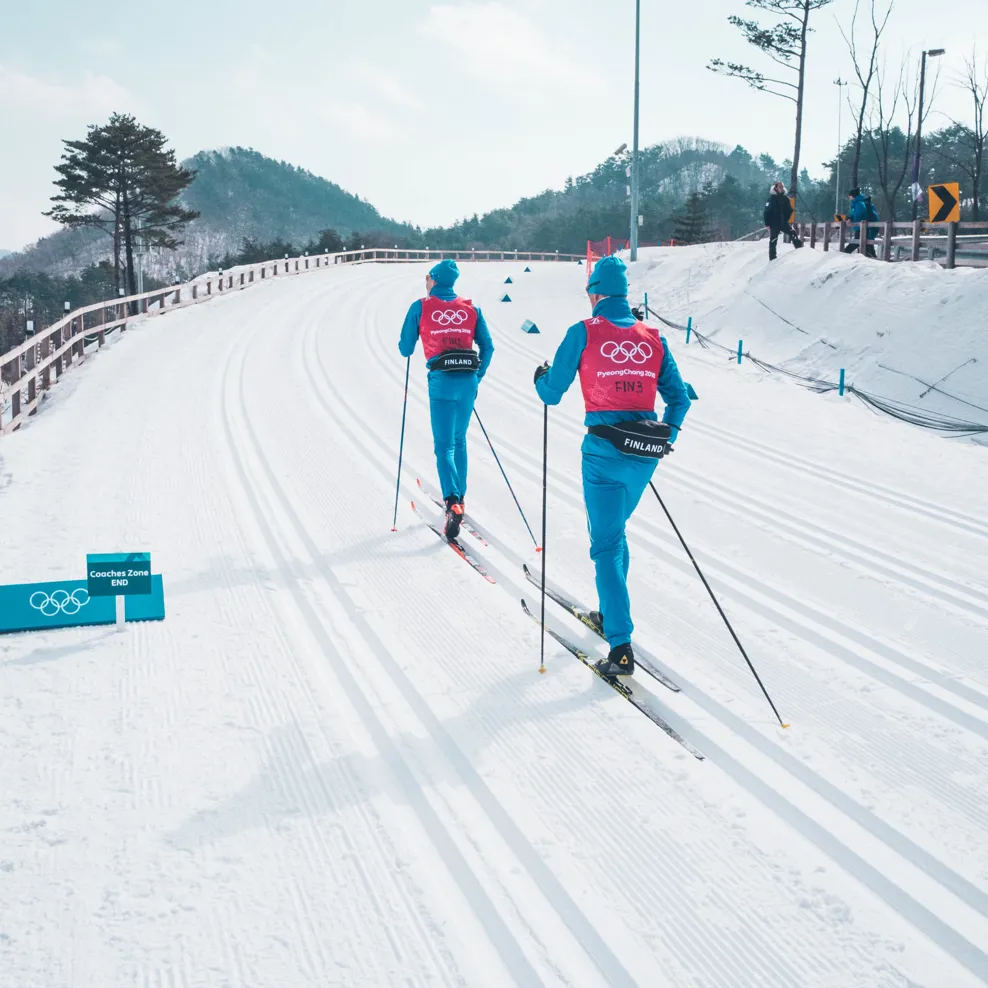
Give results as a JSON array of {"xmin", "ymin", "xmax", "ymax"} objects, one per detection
[{"xmin": 0, "ymin": 246, "xmax": 584, "ymax": 435}]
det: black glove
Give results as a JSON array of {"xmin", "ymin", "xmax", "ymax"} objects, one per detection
[{"xmin": 533, "ymin": 361, "xmax": 550, "ymax": 385}]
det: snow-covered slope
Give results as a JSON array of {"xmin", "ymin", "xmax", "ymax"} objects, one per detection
[
  {"xmin": 629, "ymin": 243, "xmax": 988, "ymax": 428},
  {"xmin": 1, "ymin": 259, "xmax": 987, "ymax": 987}
]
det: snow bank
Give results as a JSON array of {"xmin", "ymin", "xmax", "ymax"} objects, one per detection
[{"xmin": 628, "ymin": 243, "xmax": 988, "ymax": 427}]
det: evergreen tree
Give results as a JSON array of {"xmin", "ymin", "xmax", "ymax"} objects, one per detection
[
  {"xmin": 45, "ymin": 113, "xmax": 198, "ymax": 298},
  {"xmin": 671, "ymin": 192, "xmax": 715, "ymax": 245}
]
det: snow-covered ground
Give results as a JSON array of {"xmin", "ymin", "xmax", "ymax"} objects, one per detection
[
  {"xmin": 628, "ymin": 242, "xmax": 988, "ymax": 429},
  {"xmin": 1, "ymin": 250, "xmax": 987, "ymax": 987}
]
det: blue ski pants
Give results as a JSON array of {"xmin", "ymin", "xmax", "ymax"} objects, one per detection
[
  {"xmin": 430, "ymin": 386, "xmax": 477, "ymax": 501},
  {"xmin": 582, "ymin": 447, "xmax": 658, "ymax": 648}
]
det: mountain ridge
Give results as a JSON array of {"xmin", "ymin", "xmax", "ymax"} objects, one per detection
[{"xmin": 0, "ymin": 147, "xmax": 415, "ymax": 280}]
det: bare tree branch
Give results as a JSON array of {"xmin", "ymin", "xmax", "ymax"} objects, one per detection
[{"xmin": 839, "ymin": 0, "xmax": 895, "ymax": 186}]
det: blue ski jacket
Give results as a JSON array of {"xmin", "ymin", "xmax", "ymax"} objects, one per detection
[
  {"xmin": 399, "ymin": 284, "xmax": 494, "ymax": 401},
  {"xmin": 535, "ymin": 296, "xmax": 691, "ymax": 458}
]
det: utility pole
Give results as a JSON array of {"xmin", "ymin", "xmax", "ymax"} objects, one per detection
[
  {"xmin": 834, "ymin": 78, "xmax": 848, "ymax": 217},
  {"xmin": 912, "ymin": 48, "xmax": 945, "ymax": 220},
  {"xmin": 630, "ymin": 0, "xmax": 641, "ymax": 262}
]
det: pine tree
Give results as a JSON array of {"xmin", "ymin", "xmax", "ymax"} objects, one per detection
[
  {"xmin": 671, "ymin": 191, "xmax": 715, "ymax": 245},
  {"xmin": 45, "ymin": 114, "xmax": 199, "ymax": 298}
]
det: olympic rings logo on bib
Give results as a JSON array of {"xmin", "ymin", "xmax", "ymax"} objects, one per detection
[
  {"xmin": 600, "ymin": 340, "xmax": 653, "ymax": 365},
  {"xmin": 431, "ymin": 309, "xmax": 469, "ymax": 327},
  {"xmin": 29, "ymin": 588, "xmax": 91, "ymax": 617}
]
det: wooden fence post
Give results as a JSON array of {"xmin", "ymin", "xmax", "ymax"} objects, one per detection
[
  {"xmin": 54, "ymin": 325, "xmax": 63, "ymax": 379},
  {"xmin": 839, "ymin": 220, "xmax": 847, "ymax": 252},
  {"xmin": 911, "ymin": 219, "xmax": 922, "ymax": 261},
  {"xmin": 946, "ymin": 222, "xmax": 958, "ymax": 269},
  {"xmin": 883, "ymin": 220, "xmax": 893, "ymax": 261},
  {"xmin": 860, "ymin": 219, "xmax": 870, "ymax": 258},
  {"xmin": 26, "ymin": 340, "xmax": 36, "ymax": 408},
  {"xmin": 9, "ymin": 355, "xmax": 20, "ymax": 423},
  {"xmin": 823, "ymin": 221, "xmax": 831, "ymax": 251},
  {"xmin": 40, "ymin": 334, "xmax": 51, "ymax": 388},
  {"xmin": 809, "ymin": 223, "xmax": 817, "ymax": 249}
]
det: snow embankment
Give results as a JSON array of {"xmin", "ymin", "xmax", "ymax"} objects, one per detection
[{"xmin": 628, "ymin": 243, "xmax": 988, "ymax": 427}]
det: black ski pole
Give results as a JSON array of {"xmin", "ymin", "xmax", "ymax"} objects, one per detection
[
  {"xmin": 648, "ymin": 481, "xmax": 789, "ymax": 728},
  {"xmin": 391, "ymin": 357, "xmax": 411, "ymax": 531},
  {"xmin": 473, "ymin": 409, "xmax": 539, "ymax": 549},
  {"xmin": 539, "ymin": 405, "xmax": 549, "ymax": 675}
]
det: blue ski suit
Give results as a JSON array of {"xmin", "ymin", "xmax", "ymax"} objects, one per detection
[
  {"xmin": 536, "ymin": 296, "xmax": 691, "ymax": 647},
  {"xmin": 399, "ymin": 281, "xmax": 494, "ymax": 501}
]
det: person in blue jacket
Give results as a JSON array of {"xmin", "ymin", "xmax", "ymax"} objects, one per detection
[
  {"xmin": 843, "ymin": 188, "xmax": 879, "ymax": 258},
  {"xmin": 534, "ymin": 255, "xmax": 691, "ymax": 677},
  {"xmin": 399, "ymin": 259, "xmax": 494, "ymax": 540}
]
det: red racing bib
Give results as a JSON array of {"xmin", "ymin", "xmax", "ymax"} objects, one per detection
[
  {"xmin": 578, "ymin": 317, "xmax": 664, "ymax": 413},
  {"xmin": 419, "ymin": 296, "xmax": 478, "ymax": 362}
]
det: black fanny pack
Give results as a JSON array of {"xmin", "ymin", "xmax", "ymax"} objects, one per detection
[
  {"xmin": 432, "ymin": 349, "xmax": 480, "ymax": 372},
  {"xmin": 587, "ymin": 420, "xmax": 673, "ymax": 459}
]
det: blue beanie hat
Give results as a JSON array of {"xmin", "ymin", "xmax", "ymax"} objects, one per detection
[
  {"xmin": 586, "ymin": 255, "xmax": 628, "ymax": 297},
  {"xmin": 429, "ymin": 259, "xmax": 460, "ymax": 288}
]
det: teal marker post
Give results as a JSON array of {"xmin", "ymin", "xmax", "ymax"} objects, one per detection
[
  {"xmin": 839, "ymin": 368, "xmax": 845, "ymax": 396},
  {"xmin": 686, "ymin": 317, "xmax": 692, "ymax": 344},
  {"xmin": 737, "ymin": 340, "xmax": 743, "ymax": 364},
  {"xmin": 644, "ymin": 291, "xmax": 649, "ymax": 319}
]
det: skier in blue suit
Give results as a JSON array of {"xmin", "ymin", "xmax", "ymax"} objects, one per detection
[
  {"xmin": 399, "ymin": 259, "xmax": 494, "ymax": 539},
  {"xmin": 534, "ymin": 255, "xmax": 691, "ymax": 677}
]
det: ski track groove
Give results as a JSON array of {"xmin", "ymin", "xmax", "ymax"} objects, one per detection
[
  {"xmin": 102, "ymin": 286, "xmax": 464, "ymax": 987},
  {"xmin": 303, "ymin": 273, "xmax": 988, "ymax": 980},
  {"xmin": 220, "ymin": 299, "xmax": 633, "ymax": 987},
  {"xmin": 688, "ymin": 418, "xmax": 988, "ymax": 542},
  {"xmin": 213, "ymin": 286, "xmax": 468, "ymax": 988},
  {"xmin": 668, "ymin": 462, "xmax": 988, "ymax": 622}
]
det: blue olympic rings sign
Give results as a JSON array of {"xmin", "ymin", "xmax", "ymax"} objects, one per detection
[{"xmin": 29, "ymin": 588, "xmax": 91, "ymax": 617}]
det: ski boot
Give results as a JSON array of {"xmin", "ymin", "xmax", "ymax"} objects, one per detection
[
  {"xmin": 594, "ymin": 643, "xmax": 635, "ymax": 678},
  {"xmin": 586, "ymin": 609, "xmax": 604, "ymax": 635},
  {"xmin": 444, "ymin": 494, "xmax": 465, "ymax": 541}
]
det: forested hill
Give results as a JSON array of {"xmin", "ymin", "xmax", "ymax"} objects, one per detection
[
  {"xmin": 181, "ymin": 148, "xmax": 413, "ymax": 253},
  {"xmin": 420, "ymin": 138, "xmax": 788, "ymax": 253},
  {"xmin": 0, "ymin": 147, "xmax": 414, "ymax": 280}
]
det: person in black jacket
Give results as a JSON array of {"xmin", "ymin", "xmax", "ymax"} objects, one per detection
[{"xmin": 763, "ymin": 182, "xmax": 802, "ymax": 260}]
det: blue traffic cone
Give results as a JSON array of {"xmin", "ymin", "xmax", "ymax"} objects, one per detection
[{"xmin": 501, "ymin": 294, "xmax": 512, "ymax": 302}]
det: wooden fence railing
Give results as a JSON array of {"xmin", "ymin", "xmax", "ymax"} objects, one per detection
[
  {"xmin": 791, "ymin": 219, "xmax": 988, "ymax": 268},
  {"xmin": 0, "ymin": 246, "xmax": 583, "ymax": 436}
]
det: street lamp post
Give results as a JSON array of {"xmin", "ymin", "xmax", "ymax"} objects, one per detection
[
  {"xmin": 912, "ymin": 47, "xmax": 945, "ymax": 220},
  {"xmin": 630, "ymin": 0, "xmax": 641, "ymax": 262},
  {"xmin": 833, "ymin": 78, "xmax": 848, "ymax": 217}
]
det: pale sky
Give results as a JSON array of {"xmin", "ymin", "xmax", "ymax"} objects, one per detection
[{"xmin": 0, "ymin": 0, "xmax": 983, "ymax": 250}]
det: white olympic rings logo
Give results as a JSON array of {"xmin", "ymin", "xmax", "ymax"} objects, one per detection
[
  {"xmin": 431, "ymin": 309, "xmax": 469, "ymax": 327},
  {"xmin": 29, "ymin": 588, "xmax": 91, "ymax": 617},
  {"xmin": 600, "ymin": 340, "xmax": 653, "ymax": 365}
]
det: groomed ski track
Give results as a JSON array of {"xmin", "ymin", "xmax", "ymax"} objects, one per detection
[{"xmin": 2, "ymin": 251, "xmax": 988, "ymax": 987}]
